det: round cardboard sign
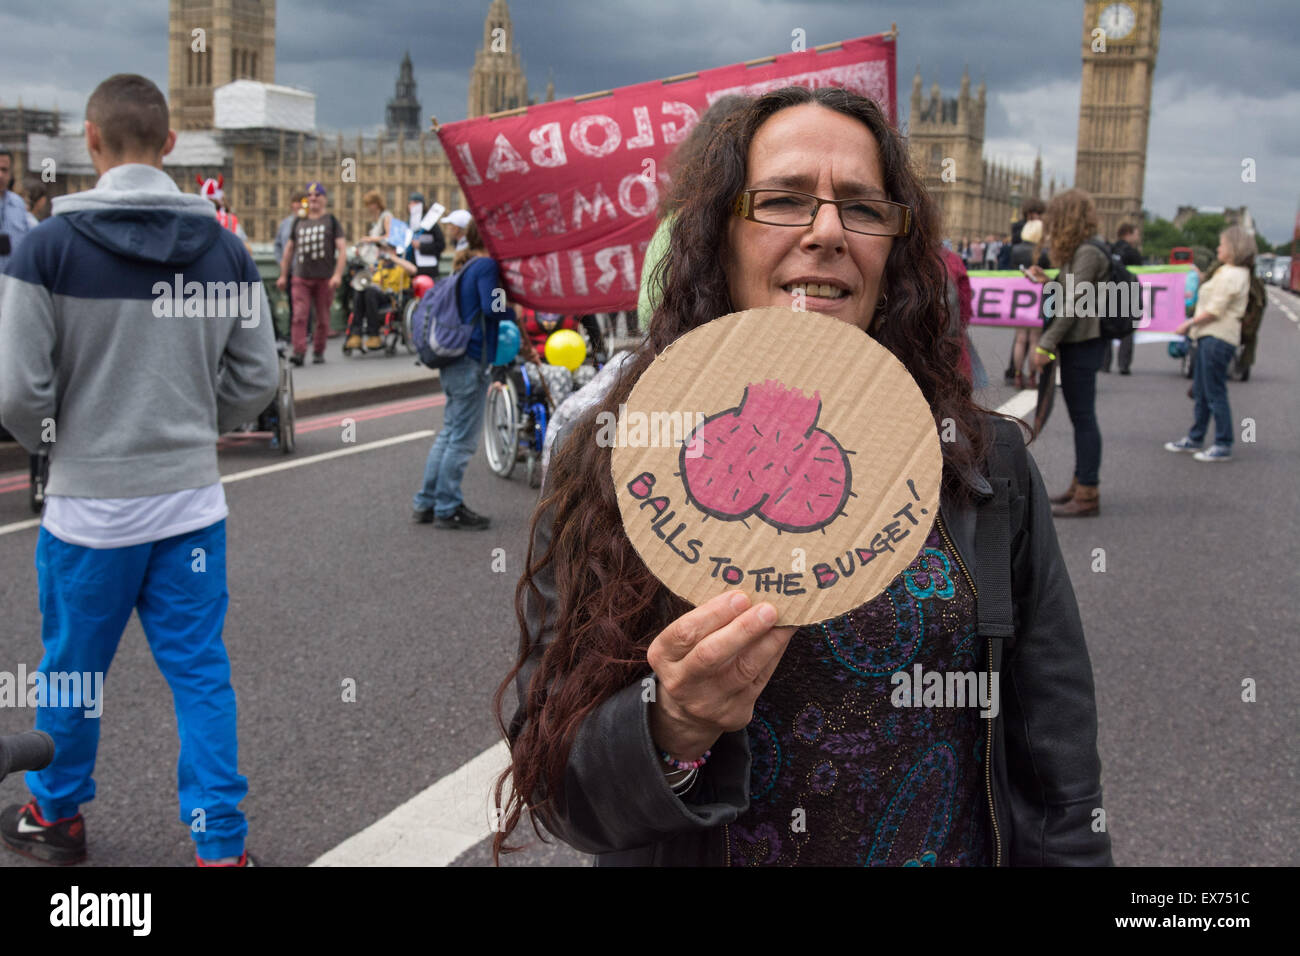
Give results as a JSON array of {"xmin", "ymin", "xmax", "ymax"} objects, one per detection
[{"xmin": 610, "ymin": 307, "xmax": 943, "ymax": 626}]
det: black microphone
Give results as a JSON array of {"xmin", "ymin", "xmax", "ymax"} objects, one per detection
[{"xmin": 0, "ymin": 731, "xmax": 55, "ymax": 782}]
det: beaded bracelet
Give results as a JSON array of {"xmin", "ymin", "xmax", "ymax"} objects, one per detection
[{"xmin": 660, "ymin": 749, "xmax": 710, "ymax": 772}]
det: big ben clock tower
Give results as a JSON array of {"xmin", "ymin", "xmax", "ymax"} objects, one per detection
[{"xmin": 1074, "ymin": 0, "xmax": 1161, "ymax": 240}]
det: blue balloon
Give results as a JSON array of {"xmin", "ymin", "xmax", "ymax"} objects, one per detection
[{"xmin": 494, "ymin": 320, "xmax": 521, "ymax": 366}]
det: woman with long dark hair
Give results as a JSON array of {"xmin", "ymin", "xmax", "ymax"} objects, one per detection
[{"xmin": 493, "ymin": 87, "xmax": 1110, "ymax": 866}]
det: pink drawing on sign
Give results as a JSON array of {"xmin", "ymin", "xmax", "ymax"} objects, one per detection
[{"xmin": 679, "ymin": 379, "xmax": 853, "ymax": 533}]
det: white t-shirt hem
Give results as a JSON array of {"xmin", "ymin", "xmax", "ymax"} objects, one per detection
[{"xmin": 41, "ymin": 484, "xmax": 229, "ymax": 550}]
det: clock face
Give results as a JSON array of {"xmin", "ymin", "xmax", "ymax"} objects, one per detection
[{"xmin": 1099, "ymin": 2, "xmax": 1136, "ymax": 40}]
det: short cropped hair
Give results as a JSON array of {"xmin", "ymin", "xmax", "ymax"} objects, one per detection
[
  {"xmin": 86, "ymin": 74, "xmax": 169, "ymax": 157},
  {"xmin": 1219, "ymin": 225, "xmax": 1257, "ymax": 267},
  {"xmin": 1021, "ymin": 197, "xmax": 1047, "ymax": 218},
  {"xmin": 1117, "ymin": 222, "xmax": 1137, "ymax": 240}
]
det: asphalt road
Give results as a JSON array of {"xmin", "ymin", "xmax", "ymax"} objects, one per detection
[{"xmin": 0, "ymin": 293, "xmax": 1296, "ymax": 868}]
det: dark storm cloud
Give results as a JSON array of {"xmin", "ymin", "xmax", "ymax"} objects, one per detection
[{"xmin": 3, "ymin": 0, "xmax": 1297, "ymax": 239}]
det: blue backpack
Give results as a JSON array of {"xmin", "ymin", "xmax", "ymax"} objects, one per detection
[{"xmin": 410, "ymin": 267, "xmax": 486, "ymax": 369}]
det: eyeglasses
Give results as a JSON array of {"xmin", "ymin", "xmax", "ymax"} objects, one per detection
[{"xmin": 734, "ymin": 188, "xmax": 911, "ymax": 237}]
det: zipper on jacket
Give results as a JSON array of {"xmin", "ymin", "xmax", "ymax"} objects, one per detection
[
  {"xmin": 724, "ymin": 822, "xmax": 731, "ymax": 866},
  {"xmin": 936, "ymin": 513, "xmax": 1003, "ymax": 867}
]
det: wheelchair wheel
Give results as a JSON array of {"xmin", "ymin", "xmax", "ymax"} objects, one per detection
[
  {"xmin": 278, "ymin": 355, "xmax": 296, "ymax": 454},
  {"xmin": 483, "ymin": 378, "xmax": 518, "ymax": 478},
  {"xmin": 402, "ymin": 298, "xmax": 418, "ymax": 354}
]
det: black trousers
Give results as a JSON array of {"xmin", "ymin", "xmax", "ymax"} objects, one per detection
[
  {"xmin": 357, "ymin": 286, "xmax": 394, "ymax": 336},
  {"xmin": 1101, "ymin": 336, "xmax": 1133, "ymax": 372},
  {"xmin": 1059, "ymin": 338, "xmax": 1107, "ymax": 485}
]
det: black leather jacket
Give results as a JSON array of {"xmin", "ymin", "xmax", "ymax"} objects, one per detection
[{"xmin": 507, "ymin": 417, "xmax": 1112, "ymax": 866}]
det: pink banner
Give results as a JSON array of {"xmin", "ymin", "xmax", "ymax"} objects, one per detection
[
  {"xmin": 967, "ymin": 269, "xmax": 1189, "ymax": 332},
  {"xmin": 436, "ymin": 34, "xmax": 896, "ymax": 313}
]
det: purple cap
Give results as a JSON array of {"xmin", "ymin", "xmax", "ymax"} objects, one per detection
[{"xmin": 306, "ymin": 182, "xmax": 327, "ymax": 197}]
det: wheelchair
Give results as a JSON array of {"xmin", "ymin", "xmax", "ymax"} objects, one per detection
[
  {"xmin": 228, "ymin": 339, "xmax": 296, "ymax": 455},
  {"xmin": 483, "ymin": 355, "xmax": 597, "ymax": 489},
  {"xmin": 341, "ymin": 277, "xmax": 417, "ymax": 357}
]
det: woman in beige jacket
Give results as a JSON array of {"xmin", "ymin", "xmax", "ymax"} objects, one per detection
[{"xmin": 1163, "ymin": 226, "xmax": 1255, "ymax": 462}]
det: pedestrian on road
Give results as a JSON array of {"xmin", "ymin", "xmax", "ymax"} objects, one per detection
[
  {"xmin": 493, "ymin": 86, "xmax": 1110, "ymax": 867},
  {"xmin": 1101, "ymin": 223, "xmax": 1144, "ymax": 375},
  {"xmin": 1009, "ymin": 215, "xmax": 1049, "ymax": 388},
  {"xmin": 1029, "ymin": 188, "xmax": 1111, "ymax": 517},
  {"xmin": 1005, "ymin": 198, "xmax": 1048, "ymax": 386},
  {"xmin": 0, "ymin": 149, "xmax": 34, "ymax": 272},
  {"xmin": 274, "ymin": 191, "xmax": 306, "ymax": 340},
  {"xmin": 0, "ymin": 73, "xmax": 278, "ymax": 867},
  {"xmin": 408, "ymin": 191, "xmax": 446, "ymax": 281},
  {"xmin": 1163, "ymin": 226, "xmax": 1256, "ymax": 462},
  {"xmin": 412, "ymin": 218, "xmax": 503, "ymax": 529},
  {"xmin": 277, "ymin": 181, "xmax": 347, "ymax": 366}
]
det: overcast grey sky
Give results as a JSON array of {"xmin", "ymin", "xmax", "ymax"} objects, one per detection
[{"xmin": 3, "ymin": 0, "xmax": 1297, "ymax": 241}]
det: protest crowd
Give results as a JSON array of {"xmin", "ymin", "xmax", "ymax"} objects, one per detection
[{"xmin": 0, "ymin": 1, "xmax": 1288, "ymax": 877}]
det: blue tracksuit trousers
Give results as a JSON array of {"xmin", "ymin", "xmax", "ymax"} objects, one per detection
[{"xmin": 27, "ymin": 519, "xmax": 248, "ymax": 860}]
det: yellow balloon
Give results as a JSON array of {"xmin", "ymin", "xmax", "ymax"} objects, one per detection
[{"xmin": 544, "ymin": 329, "xmax": 587, "ymax": 371}]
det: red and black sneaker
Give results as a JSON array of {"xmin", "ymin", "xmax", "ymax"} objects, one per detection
[
  {"xmin": 0, "ymin": 800, "xmax": 87, "ymax": 865},
  {"xmin": 195, "ymin": 850, "xmax": 258, "ymax": 867}
]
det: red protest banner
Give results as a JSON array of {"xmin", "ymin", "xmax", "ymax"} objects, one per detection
[{"xmin": 436, "ymin": 32, "xmax": 896, "ymax": 314}]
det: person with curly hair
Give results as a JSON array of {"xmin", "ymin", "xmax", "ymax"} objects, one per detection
[
  {"xmin": 1028, "ymin": 188, "xmax": 1111, "ymax": 518},
  {"xmin": 493, "ymin": 87, "xmax": 1111, "ymax": 867}
]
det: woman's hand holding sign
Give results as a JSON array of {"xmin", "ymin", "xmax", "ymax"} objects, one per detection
[{"xmin": 647, "ymin": 591, "xmax": 798, "ymax": 764}]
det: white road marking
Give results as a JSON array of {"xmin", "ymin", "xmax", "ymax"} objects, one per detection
[
  {"xmin": 999, "ymin": 388, "xmax": 1039, "ymax": 425},
  {"xmin": 0, "ymin": 518, "xmax": 41, "ymax": 538},
  {"xmin": 1268, "ymin": 289, "xmax": 1299, "ymax": 324},
  {"xmin": 310, "ymin": 741, "xmax": 511, "ymax": 867},
  {"xmin": 219, "ymin": 430, "xmax": 433, "ymax": 485},
  {"xmin": 309, "ymin": 389, "xmax": 1036, "ymax": 867},
  {"xmin": 0, "ymin": 431, "xmax": 436, "ymax": 537}
]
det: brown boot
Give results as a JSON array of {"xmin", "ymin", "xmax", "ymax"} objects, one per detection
[
  {"xmin": 1052, "ymin": 484, "xmax": 1099, "ymax": 518},
  {"xmin": 1048, "ymin": 477, "xmax": 1077, "ymax": 505}
]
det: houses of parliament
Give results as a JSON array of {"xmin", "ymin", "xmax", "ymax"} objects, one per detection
[
  {"xmin": 5, "ymin": 0, "xmax": 549, "ymax": 245},
  {"xmin": 1, "ymin": 0, "xmax": 1159, "ymax": 245}
]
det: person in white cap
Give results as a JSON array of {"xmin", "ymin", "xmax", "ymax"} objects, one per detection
[{"xmin": 441, "ymin": 209, "xmax": 472, "ymax": 252}]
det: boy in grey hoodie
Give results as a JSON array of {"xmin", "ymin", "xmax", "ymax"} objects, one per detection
[{"xmin": 0, "ymin": 74, "xmax": 277, "ymax": 866}]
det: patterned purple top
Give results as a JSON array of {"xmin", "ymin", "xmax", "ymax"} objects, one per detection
[{"xmin": 728, "ymin": 521, "xmax": 992, "ymax": 866}]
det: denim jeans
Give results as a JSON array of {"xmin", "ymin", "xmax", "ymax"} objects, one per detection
[
  {"xmin": 1188, "ymin": 335, "xmax": 1235, "ymax": 448},
  {"xmin": 1059, "ymin": 337, "xmax": 1107, "ymax": 486},
  {"xmin": 413, "ymin": 356, "xmax": 490, "ymax": 517}
]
